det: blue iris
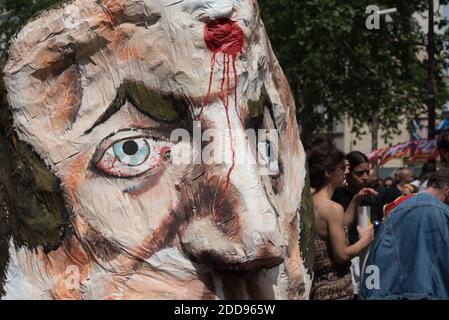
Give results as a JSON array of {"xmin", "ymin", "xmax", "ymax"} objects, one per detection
[{"xmin": 113, "ymin": 139, "xmax": 150, "ymax": 167}]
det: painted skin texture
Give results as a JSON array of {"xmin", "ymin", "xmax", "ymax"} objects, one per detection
[{"xmin": 2, "ymin": 0, "xmax": 310, "ymax": 300}]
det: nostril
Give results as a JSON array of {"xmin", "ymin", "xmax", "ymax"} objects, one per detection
[
  {"xmin": 193, "ymin": 249, "xmax": 284, "ymax": 272},
  {"xmin": 181, "ymin": 223, "xmax": 284, "ymax": 271}
]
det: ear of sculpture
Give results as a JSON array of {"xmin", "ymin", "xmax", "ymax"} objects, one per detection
[
  {"xmin": 0, "ymin": 68, "xmax": 69, "ymax": 254},
  {"xmin": 246, "ymin": 85, "xmax": 314, "ymax": 277},
  {"xmin": 299, "ymin": 167, "xmax": 315, "ymax": 276}
]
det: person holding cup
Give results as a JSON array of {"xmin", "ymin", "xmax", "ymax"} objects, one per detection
[{"xmin": 307, "ymin": 138, "xmax": 375, "ymax": 300}]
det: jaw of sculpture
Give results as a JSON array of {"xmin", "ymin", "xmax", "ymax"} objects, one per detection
[{"xmin": 1, "ymin": 0, "xmax": 311, "ymax": 300}]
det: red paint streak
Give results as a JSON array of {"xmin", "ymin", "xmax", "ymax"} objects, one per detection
[
  {"xmin": 220, "ymin": 54, "xmax": 228, "ymax": 99},
  {"xmin": 200, "ymin": 18, "xmax": 244, "ymax": 216},
  {"xmin": 200, "ymin": 53, "xmax": 217, "ymax": 117},
  {"xmin": 214, "ymin": 55, "xmax": 236, "ymax": 216}
]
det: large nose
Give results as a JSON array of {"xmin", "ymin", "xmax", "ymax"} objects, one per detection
[
  {"xmin": 180, "ymin": 105, "xmax": 285, "ymax": 271},
  {"xmin": 183, "ymin": 0, "xmax": 234, "ymax": 21}
]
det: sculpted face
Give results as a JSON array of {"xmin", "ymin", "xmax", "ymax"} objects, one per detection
[{"xmin": 3, "ymin": 0, "xmax": 310, "ymax": 299}]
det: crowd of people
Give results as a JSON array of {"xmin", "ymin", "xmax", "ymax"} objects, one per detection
[{"xmin": 306, "ymin": 129, "xmax": 449, "ymax": 300}]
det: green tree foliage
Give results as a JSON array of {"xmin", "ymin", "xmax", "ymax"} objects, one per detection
[{"xmin": 259, "ymin": 0, "xmax": 449, "ymax": 143}]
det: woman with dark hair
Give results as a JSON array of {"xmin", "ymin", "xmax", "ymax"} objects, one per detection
[{"xmin": 307, "ymin": 138, "xmax": 374, "ymax": 300}]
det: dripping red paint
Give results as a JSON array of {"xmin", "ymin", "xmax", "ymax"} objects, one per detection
[{"xmin": 201, "ymin": 18, "xmax": 244, "ymax": 215}]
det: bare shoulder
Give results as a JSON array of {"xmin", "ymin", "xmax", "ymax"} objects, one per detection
[{"xmin": 320, "ymin": 201, "xmax": 345, "ymax": 221}]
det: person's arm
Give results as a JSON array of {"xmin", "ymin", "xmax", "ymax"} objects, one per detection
[
  {"xmin": 325, "ymin": 204, "xmax": 374, "ymax": 264},
  {"xmin": 344, "ymin": 188, "xmax": 378, "ymax": 227}
]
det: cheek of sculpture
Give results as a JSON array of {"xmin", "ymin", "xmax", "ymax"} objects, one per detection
[{"xmin": 66, "ymin": 166, "xmax": 178, "ymax": 249}]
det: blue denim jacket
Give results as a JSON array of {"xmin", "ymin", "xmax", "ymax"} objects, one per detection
[{"xmin": 359, "ymin": 192, "xmax": 449, "ymax": 300}]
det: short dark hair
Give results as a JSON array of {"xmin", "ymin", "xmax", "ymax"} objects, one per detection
[
  {"xmin": 427, "ymin": 169, "xmax": 449, "ymax": 191},
  {"xmin": 438, "ymin": 129, "xmax": 449, "ymax": 155},
  {"xmin": 420, "ymin": 160, "xmax": 437, "ymax": 181},
  {"xmin": 438, "ymin": 129, "xmax": 449, "ymax": 147},
  {"xmin": 306, "ymin": 137, "xmax": 345, "ymax": 191},
  {"xmin": 346, "ymin": 151, "xmax": 369, "ymax": 171}
]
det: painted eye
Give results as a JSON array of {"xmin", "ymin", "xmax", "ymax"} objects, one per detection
[
  {"xmin": 265, "ymin": 141, "xmax": 280, "ymax": 174},
  {"xmin": 113, "ymin": 139, "xmax": 150, "ymax": 167},
  {"xmin": 258, "ymin": 139, "xmax": 280, "ymax": 176},
  {"xmin": 97, "ymin": 137, "xmax": 169, "ymax": 178}
]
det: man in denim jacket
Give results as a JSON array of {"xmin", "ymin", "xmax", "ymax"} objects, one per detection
[{"xmin": 360, "ymin": 169, "xmax": 449, "ymax": 300}]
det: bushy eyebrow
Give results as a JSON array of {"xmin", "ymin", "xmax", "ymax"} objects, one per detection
[
  {"xmin": 83, "ymin": 86, "xmax": 126, "ymax": 135},
  {"xmin": 83, "ymin": 81, "xmax": 186, "ymax": 135}
]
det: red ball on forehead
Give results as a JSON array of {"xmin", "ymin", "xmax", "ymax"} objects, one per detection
[{"xmin": 204, "ymin": 18, "xmax": 244, "ymax": 56}]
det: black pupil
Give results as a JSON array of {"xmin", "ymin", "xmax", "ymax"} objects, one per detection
[{"xmin": 123, "ymin": 140, "xmax": 139, "ymax": 156}]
